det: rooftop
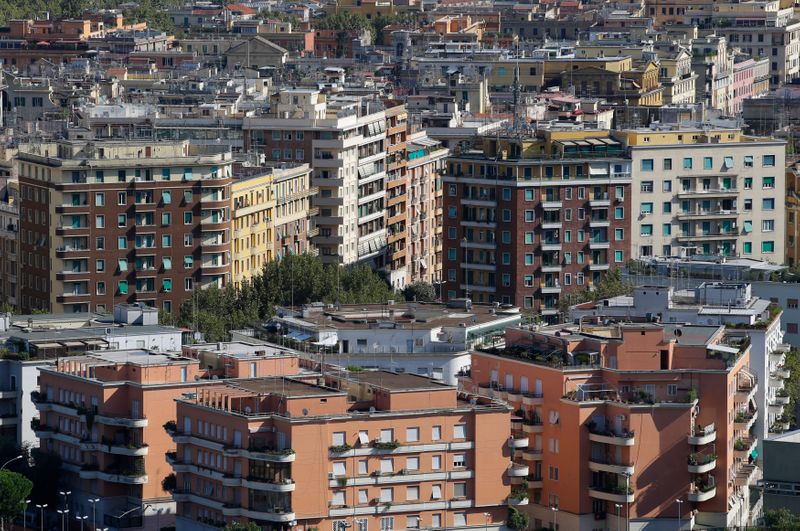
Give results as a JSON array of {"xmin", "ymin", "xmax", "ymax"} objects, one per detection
[
  {"xmin": 229, "ymin": 377, "xmax": 343, "ymax": 397},
  {"xmin": 340, "ymin": 370, "xmax": 454, "ymax": 392}
]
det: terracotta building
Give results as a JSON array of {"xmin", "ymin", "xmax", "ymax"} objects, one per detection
[
  {"xmin": 461, "ymin": 321, "xmax": 760, "ymax": 529},
  {"xmin": 16, "ymin": 140, "xmax": 233, "ymax": 314},
  {"xmin": 168, "ymin": 371, "xmax": 513, "ymax": 530}
]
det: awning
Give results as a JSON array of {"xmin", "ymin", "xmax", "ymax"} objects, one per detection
[
  {"xmin": 313, "ymin": 336, "xmax": 338, "ymax": 347},
  {"xmin": 750, "ymin": 448, "xmax": 758, "ymax": 459},
  {"xmin": 33, "ymin": 342, "xmax": 61, "ymax": 349},
  {"xmin": 588, "ymin": 163, "xmax": 608, "ymax": 175},
  {"xmin": 62, "ymin": 341, "xmax": 84, "ymax": 347},
  {"xmin": 358, "ymin": 432, "xmax": 369, "ymax": 445},
  {"xmin": 294, "ymin": 333, "xmax": 311, "ymax": 341}
]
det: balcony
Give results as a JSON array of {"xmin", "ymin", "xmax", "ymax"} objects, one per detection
[
  {"xmin": 772, "ymin": 392, "xmax": 790, "ymax": 405},
  {"xmin": 540, "ymin": 264, "xmax": 562, "ymax": 273},
  {"xmin": 542, "ymin": 200, "xmax": 562, "ymax": 210},
  {"xmin": 541, "ymin": 283, "xmax": 561, "ymax": 294},
  {"xmin": 589, "ymin": 262, "xmax": 611, "ymax": 271},
  {"xmin": 589, "ymin": 486, "xmax": 634, "ymax": 504},
  {"xmin": 522, "ymin": 392, "xmax": 544, "ymax": 406},
  {"xmin": 733, "ymin": 411, "xmax": 757, "ymax": 432},
  {"xmin": 687, "ymin": 484, "xmax": 716, "ymax": 502},
  {"xmin": 589, "ymin": 239, "xmax": 610, "ymax": 250},
  {"xmin": 522, "ymin": 449, "xmax": 544, "ymax": 461},
  {"xmin": 588, "ymin": 458, "xmax": 635, "ymax": 475},
  {"xmin": 541, "ymin": 220, "xmax": 562, "ymax": 230},
  {"xmin": 734, "ymin": 437, "xmax": 757, "ymax": 460},
  {"xmin": 91, "ymin": 413, "xmax": 148, "ymax": 428},
  {"xmin": 588, "ymin": 431, "xmax": 635, "ymax": 447},
  {"xmin": 508, "ymin": 436, "xmax": 529, "ymax": 449},
  {"xmin": 522, "ymin": 418, "xmax": 544, "ymax": 434},
  {"xmin": 81, "ymin": 440, "xmax": 149, "ymax": 457},
  {"xmin": 507, "ymin": 494, "xmax": 529, "ymax": 506},
  {"xmin": 589, "ymin": 197, "xmax": 611, "ymax": 208},
  {"xmin": 508, "ymin": 464, "xmax": 529, "ymax": 477},
  {"xmin": 589, "ymin": 219, "xmax": 611, "ymax": 228},
  {"xmin": 676, "ymin": 188, "xmax": 738, "ymax": 199},
  {"xmin": 775, "ymin": 367, "xmax": 791, "ymax": 379},
  {"xmin": 687, "ymin": 452, "xmax": 717, "ymax": 474},
  {"xmin": 688, "ymin": 424, "xmax": 716, "ymax": 445},
  {"xmin": 734, "ymin": 463, "xmax": 758, "ymax": 487},
  {"xmin": 676, "ymin": 209, "xmax": 739, "ymax": 220},
  {"xmin": 79, "ymin": 466, "xmax": 147, "ymax": 485},
  {"xmin": 541, "ymin": 240, "xmax": 561, "ymax": 251}
]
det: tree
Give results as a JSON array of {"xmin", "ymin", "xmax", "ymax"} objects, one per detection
[
  {"xmin": 507, "ymin": 506, "xmax": 529, "ymax": 530},
  {"xmin": 402, "ymin": 281, "xmax": 437, "ymax": 302},
  {"xmin": 223, "ymin": 523, "xmax": 260, "ymax": 531},
  {"xmin": 0, "ymin": 470, "xmax": 33, "ymax": 528},
  {"xmin": 764, "ymin": 508, "xmax": 800, "ymax": 529},
  {"xmin": 558, "ymin": 269, "xmax": 634, "ymax": 315},
  {"xmin": 161, "ymin": 473, "xmax": 176, "ymax": 493}
]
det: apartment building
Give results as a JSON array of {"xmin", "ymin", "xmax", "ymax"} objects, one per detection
[
  {"xmin": 168, "ymin": 371, "xmax": 512, "ymax": 531},
  {"xmin": 0, "ymin": 200, "xmax": 19, "ymax": 310},
  {"xmin": 384, "ymin": 101, "xmax": 409, "ymax": 290},
  {"xmin": 442, "ymin": 129, "xmax": 633, "ymax": 319},
  {"xmin": 617, "ymin": 126, "xmax": 786, "ymax": 261},
  {"xmin": 232, "ymin": 169, "xmax": 276, "ymax": 289},
  {"xmin": 571, "ymin": 282, "xmax": 790, "ymax": 444},
  {"xmin": 762, "ymin": 430, "xmax": 800, "ymax": 515},
  {"xmin": 653, "ymin": 43, "xmax": 697, "ymax": 105},
  {"xmin": 243, "ymin": 90, "xmax": 388, "ymax": 266},
  {"xmin": 16, "ymin": 140, "xmax": 234, "ymax": 314},
  {"xmin": 273, "ymin": 300, "xmax": 521, "ymax": 384},
  {"xmin": 272, "ymin": 163, "xmax": 317, "ymax": 260},
  {"xmin": 786, "ymin": 162, "xmax": 800, "ymax": 266},
  {"xmin": 32, "ymin": 350, "xmax": 207, "ymax": 529},
  {"xmin": 462, "ymin": 321, "xmax": 761, "ymax": 529},
  {"xmin": 405, "ymin": 132, "xmax": 447, "ymax": 286}
]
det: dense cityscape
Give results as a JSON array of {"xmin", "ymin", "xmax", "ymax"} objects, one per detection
[{"xmin": 0, "ymin": 0, "xmax": 799, "ymax": 530}]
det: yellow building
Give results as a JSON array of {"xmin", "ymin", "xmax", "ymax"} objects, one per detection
[{"xmin": 231, "ymin": 170, "xmax": 276, "ymax": 288}]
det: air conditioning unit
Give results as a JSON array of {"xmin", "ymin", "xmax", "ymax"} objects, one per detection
[{"xmin": 328, "ymin": 473, "xmax": 335, "ymax": 479}]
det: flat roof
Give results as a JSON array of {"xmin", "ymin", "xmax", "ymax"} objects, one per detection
[
  {"xmin": 188, "ymin": 341, "xmax": 296, "ymax": 359},
  {"xmin": 662, "ymin": 324, "xmax": 721, "ymax": 345},
  {"xmin": 65, "ymin": 349, "xmax": 194, "ymax": 367},
  {"xmin": 229, "ymin": 377, "xmax": 342, "ymax": 397},
  {"xmin": 342, "ymin": 370, "xmax": 454, "ymax": 392}
]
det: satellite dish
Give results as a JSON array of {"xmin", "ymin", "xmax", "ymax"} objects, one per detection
[
  {"xmin": 194, "ymin": 375, "xmax": 200, "ymax": 381},
  {"xmin": 211, "ymin": 375, "xmax": 218, "ymax": 380},
  {"xmin": 674, "ymin": 329, "xmax": 683, "ymax": 337},
  {"xmin": 369, "ymin": 406, "xmax": 376, "ymax": 413},
  {"xmin": 244, "ymin": 406, "xmax": 252, "ymax": 414},
  {"xmin": 302, "ymin": 408, "xmax": 309, "ymax": 416}
]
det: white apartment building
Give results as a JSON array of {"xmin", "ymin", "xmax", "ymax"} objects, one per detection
[
  {"xmin": 617, "ymin": 126, "xmax": 786, "ymax": 261},
  {"xmin": 243, "ymin": 90, "xmax": 388, "ymax": 265},
  {"xmin": 570, "ymin": 282, "xmax": 790, "ymax": 446}
]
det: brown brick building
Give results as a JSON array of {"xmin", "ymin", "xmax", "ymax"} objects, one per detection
[
  {"xmin": 442, "ymin": 130, "xmax": 632, "ymax": 321},
  {"xmin": 17, "ymin": 140, "xmax": 233, "ymax": 314}
]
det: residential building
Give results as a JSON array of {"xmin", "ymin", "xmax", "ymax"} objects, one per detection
[
  {"xmin": 617, "ymin": 126, "xmax": 786, "ymax": 260},
  {"xmin": 761, "ymin": 430, "xmax": 800, "ymax": 515},
  {"xmin": 32, "ymin": 349, "xmax": 208, "ymax": 530},
  {"xmin": 0, "ymin": 198, "xmax": 19, "ymax": 310},
  {"xmin": 16, "ymin": 140, "xmax": 234, "ymax": 314},
  {"xmin": 786, "ymin": 162, "xmax": 800, "ymax": 266},
  {"xmin": 272, "ymin": 163, "xmax": 317, "ymax": 260},
  {"xmin": 231, "ymin": 169, "xmax": 276, "ymax": 289},
  {"xmin": 442, "ymin": 128, "xmax": 633, "ymax": 319},
  {"xmin": 653, "ymin": 43, "xmax": 697, "ymax": 106},
  {"xmin": 168, "ymin": 370, "xmax": 511, "ymax": 531},
  {"xmin": 384, "ymin": 101, "xmax": 410, "ymax": 290},
  {"xmin": 462, "ymin": 321, "xmax": 761, "ymax": 529},
  {"xmin": 570, "ymin": 282, "xmax": 789, "ymax": 444},
  {"xmin": 405, "ymin": 131, "xmax": 447, "ymax": 286},
  {"xmin": 272, "ymin": 300, "xmax": 521, "ymax": 384},
  {"xmin": 243, "ymin": 90, "xmax": 388, "ymax": 266}
]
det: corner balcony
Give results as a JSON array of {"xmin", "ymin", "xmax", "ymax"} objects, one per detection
[
  {"xmin": 81, "ymin": 441, "xmax": 149, "ymax": 457},
  {"xmin": 507, "ymin": 495, "xmax": 529, "ymax": 506},
  {"xmin": 522, "ymin": 392, "xmax": 544, "ymax": 406},
  {"xmin": 588, "ymin": 431, "xmax": 635, "ymax": 446},
  {"xmin": 588, "ymin": 458, "xmax": 635, "ymax": 475},
  {"xmin": 687, "ymin": 484, "xmax": 716, "ymax": 502},
  {"xmin": 687, "ymin": 453, "xmax": 717, "ymax": 474},
  {"xmin": 688, "ymin": 424, "xmax": 716, "ymax": 445},
  {"xmin": 772, "ymin": 393, "xmax": 790, "ymax": 405},
  {"xmin": 522, "ymin": 449, "xmax": 544, "ymax": 461},
  {"xmin": 509, "ymin": 436, "xmax": 529, "ymax": 449},
  {"xmin": 734, "ymin": 437, "xmax": 757, "ymax": 460},
  {"xmin": 90, "ymin": 413, "xmax": 148, "ymax": 428},
  {"xmin": 79, "ymin": 466, "xmax": 148, "ymax": 485},
  {"xmin": 734, "ymin": 463, "xmax": 759, "ymax": 487},
  {"xmin": 734, "ymin": 411, "xmax": 758, "ymax": 432},
  {"xmin": 589, "ymin": 485, "xmax": 634, "ymax": 504},
  {"xmin": 522, "ymin": 419, "xmax": 544, "ymax": 434},
  {"xmin": 775, "ymin": 367, "xmax": 791, "ymax": 379},
  {"xmin": 769, "ymin": 374, "xmax": 786, "ymax": 391},
  {"xmin": 508, "ymin": 464, "xmax": 529, "ymax": 477}
]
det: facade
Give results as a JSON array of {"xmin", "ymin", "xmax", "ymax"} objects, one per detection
[
  {"xmin": 786, "ymin": 162, "xmax": 800, "ymax": 266},
  {"xmin": 442, "ymin": 129, "xmax": 633, "ymax": 318},
  {"xmin": 619, "ymin": 127, "xmax": 786, "ymax": 260},
  {"xmin": 0, "ymin": 200, "xmax": 19, "ymax": 310},
  {"xmin": 272, "ymin": 163, "xmax": 317, "ymax": 260},
  {"xmin": 384, "ymin": 101, "xmax": 410, "ymax": 290},
  {"xmin": 231, "ymin": 169, "xmax": 276, "ymax": 289},
  {"xmin": 243, "ymin": 90, "xmax": 388, "ymax": 266},
  {"xmin": 462, "ymin": 321, "xmax": 761, "ymax": 529},
  {"xmin": 16, "ymin": 140, "xmax": 234, "ymax": 314},
  {"xmin": 761, "ymin": 430, "xmax": 800, "ymax": 516},
  {"xmin": 169, "ymin": 371, "xmax": 511, "ymax": 531}
]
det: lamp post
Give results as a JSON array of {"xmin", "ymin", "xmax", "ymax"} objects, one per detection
[
  {"xmin": 21, "ymin": 499, "xmax": 30, "ymax": 530},
  {"xmin": 551, "ymin": 506, "xmax": 559, "ymax": 530},
  {"xmin": 88, "ymin": 498, "xmax": 100, "ymax": 531},
  {"xmin": 35, "ymin": 504, "xmax": 47, "ymax": 531},
  {"xmin": 615, "ymin": 503, "xmax": 622, "ymax": 531},
  {"xmin": 675, "ymin": 499, "xmax": 684, "ymax": 530},
  {"xmin": 59, "ymin": 490, "xmax": 71, "ymax": 511},
  {"xmin": 0, "ymin": 454, "xmax": 23, "ymax": 469},
  {"xmin": 76, "ymin": 514, "xmax": 88, "ymax": 531},
  {"xmin": 483, "ymin": 511, "xmax": 491, "ymax": 531},
  {"xmin": 56, "ymin": 509, "xmax": 69, "ymax": 531},
  {"xmin": 621, "ymin": 472, "xmax": 632, "ymax": 531}
]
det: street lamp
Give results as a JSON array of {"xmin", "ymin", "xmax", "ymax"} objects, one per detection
[
  {"xmin": 76, "ymin": 514, "xmax": 88, "ymax": 531},
  {"xmin": 615, "ymin": 504, "xmax": 622, "ymax": 531},
  {"xmin": 35, "ymin": 504, "xmax": 47, "ymax": 531},
  {"xmin": 676, "ymin": 499, "xmax": 684, "ymax": 530},
  {"xmin": 21, "ymin": 499, "xmax": 30, "ymax": 530},
  {"xmin": 621, "ymin": 472, "xmax": 632, "ymax": 531},
  {"xmin": 551, "ymin": 506, "xmax": 559, "ymax": 530},
  {"xmin": 88, "ymin": 498, "xmax": 100, "ymax": 531},
  {"xmin": 58, "ymin": 490, "xmax": 71, "ymax": 510},
  {"xmin": 56, "ymin": 509, "xmax": 69, "ymax": 531},
  {"xmin": 483, "ymin": 511, "xmax": 491, "ymax": 531},
  {"xmin": 0, "ymin": 454, "xmax": 23, "ymax": 470}
]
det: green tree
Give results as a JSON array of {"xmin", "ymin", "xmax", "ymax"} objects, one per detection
[
  {"xmin": 223, "ymin": 522, "xmax": 260, "ymax": 531},
  {"xmin": 558, "ymin": 269, "xmax": 634, "ymax": 315},
  {"xmin": 314, "ymin": 11, "xmax": 373, "ymax": 38},
  {"xmin": 783, "ymin": 349, "xmax": 800, "ymax": 428},
  {"xmin": 764, "ymin": 507, "xmax": 800, "ymax": 529},
  {"xmin": 0, "ymin": 470, "xmax": 33, "ymax": 527},
  {"xmin": 507, "ymin": 506, "xmax": 529, "ymax": 530},
  {"xmin": 402, "ymin": 281, "xmax": 437, "ymax": 302}
]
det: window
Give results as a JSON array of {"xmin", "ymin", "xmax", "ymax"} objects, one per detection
[
  {"xmin": 333, "ymin": 462, "xmax": 347, "ymax": 476},
  {"xmin": 663, "ymin": 158, "xmax": 672, "ymax": 170},
  {"xmin": 763, "ymin": 176, "xmax": 775, "ymax": 189},
  {"xmin": 453, "ymin": 424, "xmax": 466, "ymax": 439},
  {"xmin": 641, "ymin": 181, "xmax": 653, "ymax": 192},
  {"xmin": 743, "ymin": 242, "xmax": 752, "ymax": 254},
  {"xmin": 95, "ymin": 215, "xmax": 105, "ymax": 229},
  {"xmin": 615, "ymin": 186, "xmax": 624, "ymax": 199},
  {"xmin": 663, "ymin": 201, "xmax": 672, "ymax": 214},
  {"xmin": 502, "ymin": 231, "xmax": 511, "ymax": 244},
  {"xmin": 662, "ymin": 180, "xmax": 672, "ymax": 192},
  {"xmin": 95, "ymin": 193, "xmax": 105, "ymax": 206},
  {"xmin": 524, "ymin": 210, "xmax": 534, "ymax": 222},
  {"xmin": 548, "ymin": 465, "xmax": 559, "ymax": 480},
  {"xmin": 380, "ymin": 429, "xmax": 394, "ymax": 442},
  {"xmin": 96, "ymin": 259, "xmax": 105, "ymax": 272},
  {"xmin": 524, "ymin": 189, "xmax": 534, "ymax": 201},
  {"xmin": 406, "ymin": 487, "xmax": 419, "ymax": 501},
  {"xmin": 683, "ymin": 157, "xmax": 693, "ymax": 169},
  {"xmin": 406, "ymin": 456, "xmax": 419, "ymax": 470},
  {"xmin": 724, "ymin": 156, "xmax": 734, "ymax": 168},
  {"xmin": 614, "ymin": 207, "xmax": 624, "ymax": 219},
  {"xmin": 454, "ymin": 483, "xmax": 467, "ymax": 498},
  {"xmin": 118, "ymin": 259, "xmax": 128, "ymax": 272},
  {"xmin": 524, "ymin": 254, "xmax": 534, "ymax": 266},
  {"xmin": 763, "ymin": 155, "xmax": 776, "ymax": 167},
  {"xmin": 454, "ymin": 514, "xmax": 466, "ymax": 528},
  {"xmin": 762, "ymin": 241, "xmax": 775, "ymax": 253},
  {"xmin": 431, "ymin": 484, "xmax": 442, "ymax": 500},
  {"xmin": 117, "ymin": 237, "xmax": 127, "ymax": 249},
  {"xmin": 380, "ymin": 488, "xmax": 393, "ymax": 502},
  {"xmin": 118, "ymin": 280, "xmax": 128, "ymax": 295},
  {"xmin": 332, "ymin": 432, "xmax": 346, "ymax": 446},
  {"xmin": 524, "ymin": 232, "xmax": 534, "ymax": 244},
  {"xmin": 162, "ymin": 191, "xmax": 172, "ymax": 204},
  {"xmin": 431, "ymin": 455, "xmax": 441, "ymax": 470},
  {"xmin": 448, "ymin": 248, "xmax": 457, "ymax": 261},
  {"xmin": 744, "ymin": 177, "xmax": 753, "ymax": 190},
  {"xmin": 744, "ymin": 199, "xmax": 753, "ymax": 211},
  {"xmin": 502, "ymin": 210, "xmax": 511, "ymax": 222},
  {"xmin": 184, "ymin": 190, "xmax": 192, "ymax": 203},
  {"xmin": 640, "ymin": 202, "xmax": 653, "ymax": 214},
  {"xmin": 380, "ymin": 458, "xmax": 394, "ymax": 474},
  {"xmin": 117, "ymin": 192, "xmax": 126, "ymax": 205},
  {"xmin": 162, "ymin": 235, "xmax": 172, "ymax": 248},
  {"xmin": 162, "ymin": 213, "xmax": 171, "ymax": 225},
  {"xmin": 502, "ymin": 188, "xmax": 511, "ymax": 201},
  {"xmin": 763, "ymin": 198, "xmax": 775, "ymax": 210},
  {"xmin": 641, "ymin": 159, "xmax": 654, "ymax": 171},
  {"xmin": 615, "ymin": 228, "xmax": 624, "ymax": 240},
  {"xmin": 406, "ymin": 427, "xmax": 419, "ymax": 442},
  {"xmin": 502, "ymin": 253, "xmax": 511, "ymax": 265},
  {"xmin": 703, "ymin": 157, "xmax": 713, "ymax": 169},
  {"xmin": 744, "ymin": 155, "xmax": 754, "ymax": 167},
  {"xmin": 663, "ymin": 223, "xmax": 672, "ymax": 236},
  {"xmin": 615, "ymin": 250, "xmax": 624, "ymax": 262},
  {"xmin": 453, "ymin": 454, "xmax": 466, "ymax": 467},
  {"xmin": 564, "ymin": 253, "xmax": 572, "ymax": 264},
  {"xmin": 380, "ymin": 517, "xmax": 394, "ymax": 531},
  {"xmin": 763, "ymin": 220, "xmax": 775, "ymax": 232}
]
